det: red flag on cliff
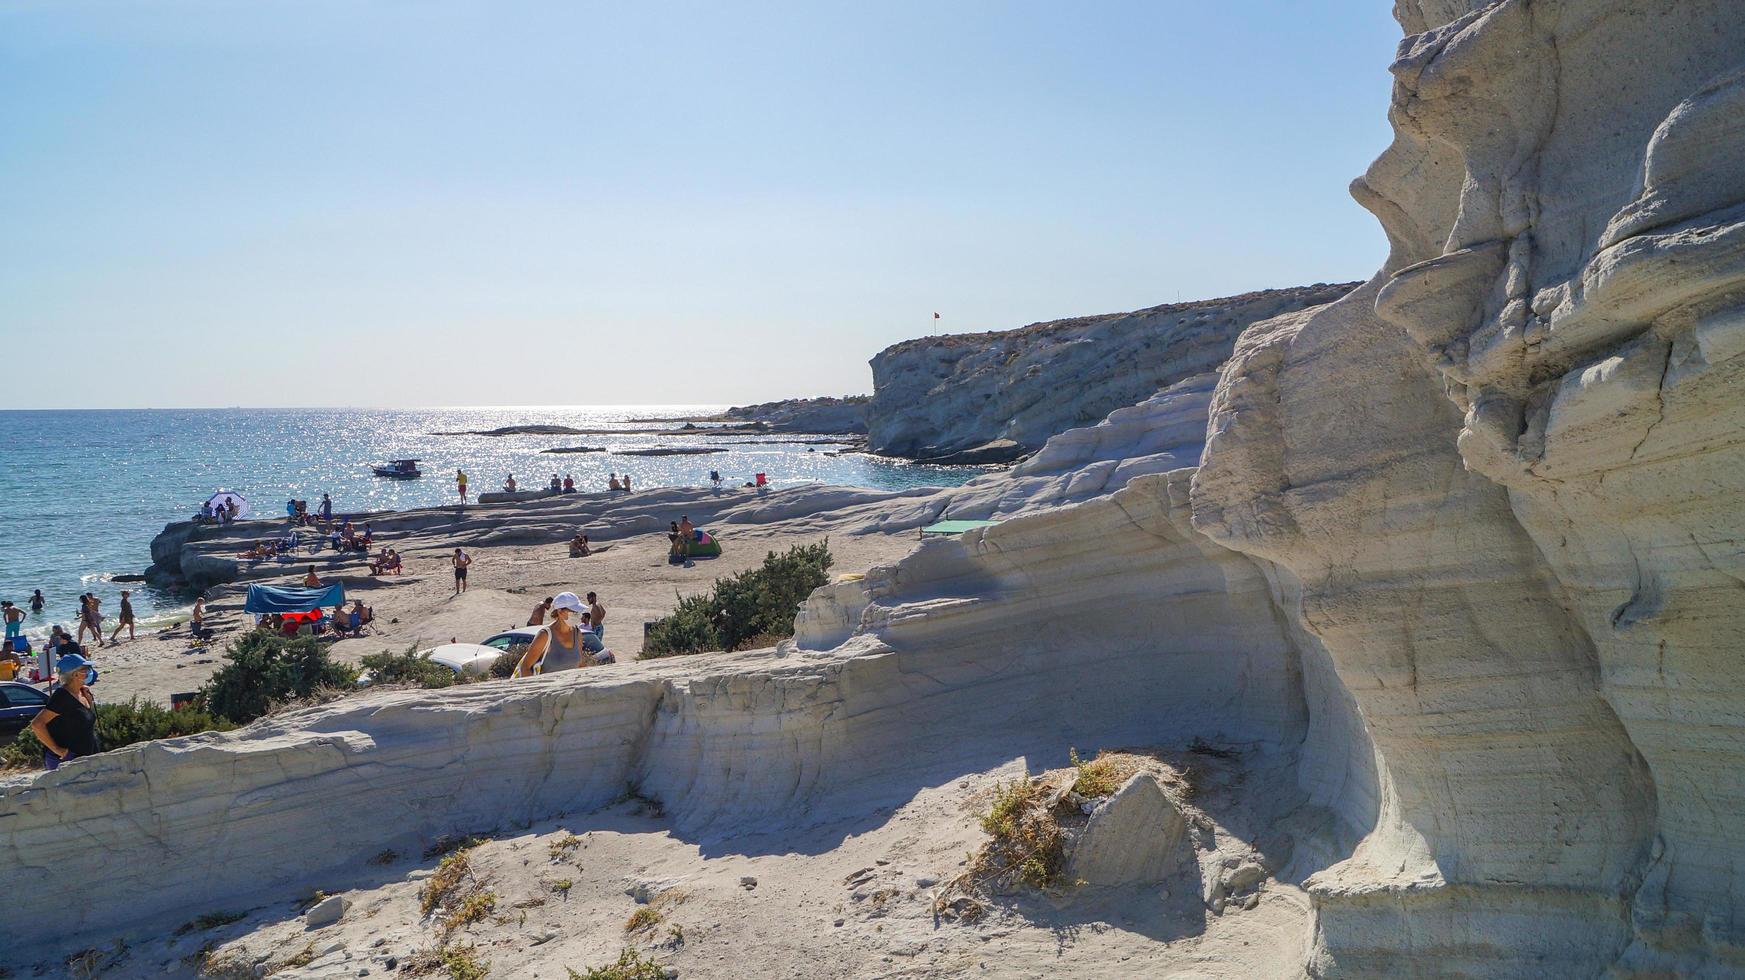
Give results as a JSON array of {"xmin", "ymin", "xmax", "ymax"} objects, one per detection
[{"xmin": 933, "ymin": 312, "xmax": 940, "ymax": 319}]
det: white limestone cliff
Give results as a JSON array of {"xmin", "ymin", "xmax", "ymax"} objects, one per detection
[
  {"xmin": 6, "ymin": 3, "xmax": 1744, "ymax": 976},
  {"xmin": 864, "ymin": 283, "xmax": 1358, "ymax": 463}
]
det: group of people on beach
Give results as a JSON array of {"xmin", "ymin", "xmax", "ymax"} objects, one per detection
[{"xmin": 498, "ymin": 472, "xmax": 633, "ymax": 495}]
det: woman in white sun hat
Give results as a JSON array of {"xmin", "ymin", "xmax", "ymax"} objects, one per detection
[{"xmin": 513, "ymin": 592, "xmax": 587, "ymax": 677}]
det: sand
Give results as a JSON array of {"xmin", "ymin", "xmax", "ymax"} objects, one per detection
[{"xmin": 89, "ymin": 513, "xmax": 920, "ymax": 707}]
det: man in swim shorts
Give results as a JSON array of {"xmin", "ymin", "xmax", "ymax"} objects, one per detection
[
  {"xmin": 452, "ymin": 548, "xmax": 472, "ymax": 594},
  {"xmin": 2, "ymin": 601, "xmax": 21, "ymax": 641},
  {"xmin": 456, "ymin": 469, "xmax": 468, "ymax": 505}
]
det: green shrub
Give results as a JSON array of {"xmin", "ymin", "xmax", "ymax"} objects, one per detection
[
  {"xmin": 1, "ymin": 698, "xmax": 234, "ymax": 770},
  {"xmin": 360, "ymin": 648, "xmax": 457, "ymax": 689},
  {"xmin": 197, "ymin": 631, "xmax": 358, "ymax": 724},
  {"xmin": 642, "ymin": 540, "xmax": 833, "ymax": 658},
  {"xmin": 566, "ymin": 949, "xmax": 668, "ymax": 980}
]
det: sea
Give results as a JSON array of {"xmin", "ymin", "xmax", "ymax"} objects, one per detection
[{"xmin": 2, "ymin": 406, "xmax": 986, "ymax": 639}]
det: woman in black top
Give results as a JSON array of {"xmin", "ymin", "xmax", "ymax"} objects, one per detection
[{"xmin": 30, "ymin": 655, "xmax": 100, "ymax": 770}]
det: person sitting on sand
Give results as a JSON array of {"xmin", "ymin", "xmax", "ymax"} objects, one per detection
[
  {"xmin": 568, "ymin": 533, "xmax": 590, "ymax": 557},
  {"xmin": 368, "ymin": 548, "xmax": 398, "ymax": 575},
  {"xmin": 562, "ymin": 474, "xmax": 574, "ymax": 493},
  {"xmin": 527, "ymin": 596, "xmax": 552, "ymax": 627},
  {"xmin": 303, "ymin": 566, "xmax": 322, "ymax": 588},
  {"xmin": 609, "ymin": 473, "xmax": 622, "ymax": 492},
  {"xmin": 200, "ymin": 501, "xmax": 214, "ymax": 521},
  {"xmin": 513, "ymin": 592, "xmax": 586, "ymax": 676},
  {"xmin": 621, "ymin": 473, "xmax": 632, "ymax": 491},
  {"xmin": 504, "ymin": 473, "xmax": 518, "ymax": 493},
  {"xmin": 549, "ymin": 473, "xmax": 562, "ymax": 492}
]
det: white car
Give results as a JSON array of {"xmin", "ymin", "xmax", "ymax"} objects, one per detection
[
  {"xmin": 422, "ymin": 643, "xmax": 504, "ymax": 677},
  {"xmin": 355, "ymin": 643, "xmax": 504, "ymax": 686}
]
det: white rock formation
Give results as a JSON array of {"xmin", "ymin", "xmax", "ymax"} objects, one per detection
[
  {"xmin": 7, "ymin": 3, "xmax": 1743, "ymax": 976},
  {"xmin": 1189, "ymin": 1, "xmax": 1745, "ymax": 974},
  {"xmin": 864, "ymin": 283, "xmax": 1357, "ymax": 463},
  {"xmin": 1065, "ymin": 772, "xmax": 1190, "ymax": 888}
]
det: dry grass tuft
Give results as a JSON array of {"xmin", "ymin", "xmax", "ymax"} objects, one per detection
[
  {"xmin": 548, "ymin": 833, "xmax": 582, "ymax": 860},
  {"xmin": 972, "ymin": 776, "xmax": 1067, "ymax": 890},
  {"xmin": 565, "ymin": 948, "xmax": 669, "ymax": 980},
  {"xmin": 441, "ymin": 890, "xmax": 498, "ymax": 935},
  {"xmin": 1069, "ymin": 747, "xmax": 1142, "ymax": 798},
  {"xmin": 624, "ymin": 906, "xmax": 664, "ymax": 933},
  {"xmin": 175, "ymin": 910, "xmax": 246, "ymax": 935},
  {"xmin": 404, "ymin": 944, "xmax": 490, "ymax": 980},
  {"xmin": 278, "ymin": 942, "xmax": 317, "ymax": 970}
]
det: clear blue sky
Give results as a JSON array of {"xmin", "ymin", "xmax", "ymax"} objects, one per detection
[{"xmin": 0, "ymin": 1, "xmax": 1399, "ymax": 409}]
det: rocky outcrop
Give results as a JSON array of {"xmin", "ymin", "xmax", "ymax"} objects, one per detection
[
  {"xmin": 864, "ymin": 283, "xmax": 1357, "ymax": 463},
  {"xmin": 1065, "ymin": 772, "xmax": 1191, "ymax": 888},
  {"xmin": 720, "ymin": 395, "xmax": 869, "ymax": 434},
  {"xmin": 1190, "ymin": 1, "xmax": 1745, "ymax": 974},
  {"xmin": 13, "ymin": 3, "xmax": 1745, "ymax": 976}
]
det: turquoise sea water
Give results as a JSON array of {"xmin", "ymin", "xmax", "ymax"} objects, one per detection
[{"xmin": 2, "ymin": 406, "xmax": 984, "ymax": 638}]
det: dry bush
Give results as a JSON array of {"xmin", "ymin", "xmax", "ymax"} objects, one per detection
[
  {"xmin": 624, "ymin": 906, "xmax": 663, "ymax": 933},
  {"xmin": 971, "ymin": 776, "xmax": 1067, "ymax": 891},
  {"xmin": 566, "ymin": 949, "xmax": 669, "ymax": 980}
]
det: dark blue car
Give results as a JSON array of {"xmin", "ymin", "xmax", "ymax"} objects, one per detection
[{"xmin": 0, "ymin": 682, "xmax": 50, "ymax": 741}]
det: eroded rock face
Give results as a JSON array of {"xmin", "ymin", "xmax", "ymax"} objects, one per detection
[
  {"xmin": 864, "ymin": 284, "xmax": 1358, "ymax": 463},
  {"xmin": 1196, "ymin": 0, "xmax": 1745, "ymax": 973},
  {"xmin": 1373, "ymin": 3, "xmax": 1745, "ymax": 970}
]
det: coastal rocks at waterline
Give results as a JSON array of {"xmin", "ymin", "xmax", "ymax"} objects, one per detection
[
  {"xmin": 864, "ymin": 282, "xmax": 1357, "ymax": 463},
  {"xmin": 718, "ymin": 395, "xmax": 869, "ymax": 435}
]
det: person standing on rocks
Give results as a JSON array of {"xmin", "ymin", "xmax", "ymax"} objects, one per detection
[
  {"xmin": 108, "ymin": 590, "xmax": 136, "ymax": 644},
  {"xmin": 513, "ymin": 592, "xmax": 586, "ymax": 676},
  {"xmin": 452, "ymin": 548, "xmax": 472, "ymax": 595},
  {"xmin": 456, "ymin": 469, "xmax": 468, "ymax": 505},
  {"xmin": 319, "ymin": 493, "xmax": 333, "ymax": 527},
  {"xmin": 30, "ymin": 653, "xmax": 100, "ymax": 771},
  {"xmin": 527, "ymin": 596, "xmax": 552, "ymax": 627}
]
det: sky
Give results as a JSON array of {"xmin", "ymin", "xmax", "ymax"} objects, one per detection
[{"xmin": 0, "ymin": 1, "xmax": 1401, "ymax": 409}]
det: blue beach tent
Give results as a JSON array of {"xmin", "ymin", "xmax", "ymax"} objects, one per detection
[{"xmin": 243, "ymin": 583, "xmax": 345, "ymax": 615}]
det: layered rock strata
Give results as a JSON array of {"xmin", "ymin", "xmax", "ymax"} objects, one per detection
[
  {"xmin": 864, "ymin": 283, "xmax": 1357, "ymax": 463},
  {"xmin": 1188, "ymin": 1, "xmax": 1745, "ymax": 973}
]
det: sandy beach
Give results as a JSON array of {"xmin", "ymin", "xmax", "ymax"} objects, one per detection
[{"xmin": 88, "ymin": 485, "xmax": 928, "ymax": 707}]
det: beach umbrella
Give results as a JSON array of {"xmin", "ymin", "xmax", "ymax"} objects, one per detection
[{"xmin": 205, "ymin": 489, "xmax": 252, "ymax": 520}]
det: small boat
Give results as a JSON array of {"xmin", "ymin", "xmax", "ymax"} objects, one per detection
[{"xmin": 373, "ymin": 458, "xmax": 423, "ymax": 479}]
